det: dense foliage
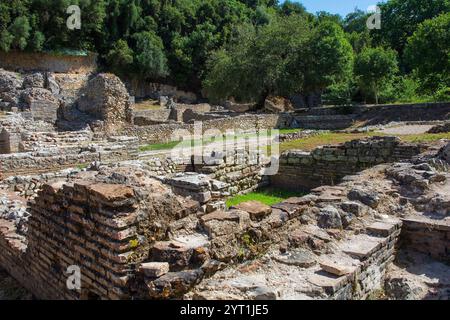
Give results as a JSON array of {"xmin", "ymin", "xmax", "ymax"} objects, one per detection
[{"xmin": 0, "ymin": 0, "xmax": 448, "ymax": 104}]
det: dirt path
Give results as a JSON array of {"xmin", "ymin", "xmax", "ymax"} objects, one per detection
[{"xmin": 377, "ymin": 125, "xmax": 434, "ymax": 135}]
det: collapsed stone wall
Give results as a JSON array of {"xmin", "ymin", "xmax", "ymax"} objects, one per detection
[{"xmin": 272, "ymin": 137, "xmax": 425, "ymax": 191}]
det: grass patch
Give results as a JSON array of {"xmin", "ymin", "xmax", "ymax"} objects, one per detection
[
  {"xmin": 279, "ymin": 131, "xmax": 450, "ymax": 153},
  {"xmin": 279, "ymin": 132, "xmax": 381, "ymax": 153},
  {"xmin": 399, "ymin": 132, "xmax": 450, "ymax": 143},
  {"xmin": 139, "ymin": 140, "xmax": 188, "ymax": 152},
  {"xmin": 75, "ymin": 163, "xmax": 89, "ymax": 170},
  {"xmin": 226, "ymin": 187, "xmax": 304, "ymax": 208},
  {"xmin": 278, "ymin": 128, "xmax": 302, "ymax": 135},
  {"xmin": 140, "ymin": 130, "xmax": 450, "ymax": 153},
  {"xmin": 133, "ymin": 100, "xmax": 162, "ymax": 111}
]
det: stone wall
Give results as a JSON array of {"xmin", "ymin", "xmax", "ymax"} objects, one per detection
[
  {"xmin": 0, "ymin": 168, "xmax": 82, "ymax": 198},
  {"xmin": 169, "ymin": 104, "xmax": 212, "ymax": 122},
  {"xmin": 125, "ymin": 80, "xmax": 197, "ymax": 103},
  {"xmin": 0, "ymin": 147, "xmax": 137, "ymax": 178},
  {"xmin": 122, "ymin": 113, "xmax": 289, "ymax": 144},
  {"xmin": 0, "ymin": 51, "xmax": 97, "ymax": 74},
  {"xmin": 198, "ymin": 149, "xmax": 271, "ymax": 196},
  {"xmin": 293, "ymin": 102, "xmax": 450, "ymax": 130},
  {"xmin": 132, "ymin": 109, "xmax": 172, "ymax": 125},
  {"xmin": 0, "ymin": 128, "xmax": 21, "ymax": 154},
  {"xmin": 272, "ymin": 137, "xmax": 425, "ymax": 191},
  {"xmin": 0, "ymin": 169, "xmax": 200, "ymax": 300},
  {"xmin": 328, "ymin": 223, "xmax": 402, "ymax": 299},
  {"xmin": 400, "ymin": 217, "xmax": 449, "ymax": 263}
]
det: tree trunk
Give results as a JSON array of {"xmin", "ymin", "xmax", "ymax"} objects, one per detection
[
  {"xmin": 373, "ymin": 83, "xmax": 378, "ymax": 104},
  {"xmin": 257, "ymin": 88, "xmax": 270, "ymax": 109}
]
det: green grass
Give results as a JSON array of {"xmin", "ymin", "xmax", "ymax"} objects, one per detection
[
  {"xmin": 399, "ymin": 132, "xmax": 450, "ymax": 143},
  {"xmin": 278, "ymin": 128, "xmax": 302, "ymax": 135},
  {"xmin": 226, "ymin": 188, "xmax": 304, "ymax": 208},
  {"xmin": 279, "ymin": 131, "xmax": 450, "ymax": 153},
  {"xmin": 139, "ymin": 130, "xmax": 450, "ymax": 153},
  {"xmin": 139, "ymin": 140, "xmax": 188, "ymax": 152}
]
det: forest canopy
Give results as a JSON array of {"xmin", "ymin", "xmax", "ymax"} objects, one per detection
[{"xmin": 0, "ymin": 0, "xmax": 449, "ymax": 105}]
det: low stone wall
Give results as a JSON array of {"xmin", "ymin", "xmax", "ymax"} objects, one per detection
[
  {"xmin": 132, "ymin": 109, "xmax": 171, "ymax": 125},
  {"xmin": 0, "ymin": 147, "xmax": 137, "ymax": 178},
  {"xmin": 293, "ymin": 102, "xmax": 450, "ymax": 130},
  {"xmin": 0, "ymin": 51, "xmax": 97, "ymax": 74},
  {"xmin": 198, "ymin": 149, "xmax": 270, "ymax": 196},
  {"xmin": 400, "ymin": 217, "xmax": 449, "ymax": 263},
  {"xmin": 125, "ymin": 80, "xmax": 197, "ymax": 103},
  {"xmin": 170, "ymin": 104, "xmax": 212, "ymax": 122},
  {"xmin": 272, "ymin": 137, "xmax": 425, "ymax": 191},
  {"xmin": 0, "ymin": 168, "xmax": 81, "ymax": 198},
  {"xmin": 122, "ymin": 114, "xmax": 289, "ymax": 144}
]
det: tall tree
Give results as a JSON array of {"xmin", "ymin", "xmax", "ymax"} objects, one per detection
[
  {"xmin": 354, "ymin": 46, "xmax": 399, "ymax": 104},
  {"xmin": 404, "ymin": 13, "xmax": 450, "ymax": 92},
  {"xmin": 373, "ymin": 0, "xmax": 450, "ymax": 54}
]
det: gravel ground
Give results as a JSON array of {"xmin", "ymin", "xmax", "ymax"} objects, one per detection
[{"xmin": 377, "ymin": 125, "xmax": 435, "ymax": 135}]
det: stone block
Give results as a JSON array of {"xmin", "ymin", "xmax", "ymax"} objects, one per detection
[
  {"xmin": 233, "ymin": 200, "xmax": 272, "ymax": 221},
  {"xmin": 139, "ymin": 262, "xmax": 170, "ymax": 278}
]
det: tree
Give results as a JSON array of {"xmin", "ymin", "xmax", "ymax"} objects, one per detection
[
  {"xmin": 279, "ymin": 0, "xmax": 307, "ymax": 17},
  {"xmin": 404, "ymin": 13, "xmax": 450, "ymax": 92},
  {"xmin": 132, "ymin": 31, "xmax": 169, "ymax": 79},
  {"xmin": 373, "ymin": 0, "xmax": 450, "ymax": 54},
  {"xmin": 204, "ymin": 16, "xmax": 310, "ymax": 104},
  {"xmin": 8, "ymin": 16, "xmax": 31, "ymax": 50},
  {"xmin": 29, "ymin": 30, "xmax": 45, "ymax": 51},
  {"xmin": 344, "ymin": 9, "xmax": 369, "ymax": 34},
  {"xmin": 106, "ymin": 39, "xmax": 134, "ymax": 76},
  {"xmin": 354, "ymin": 47, "xmax": 399, "ymax": 104},
  {"xmin": 303, "ymin": 21, "xmax": 354, "ymax": 102},
  {"xmin": 0, "ymin": 29, "xmax": 13, "ymax": 52}
]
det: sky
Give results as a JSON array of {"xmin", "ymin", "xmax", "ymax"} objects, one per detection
[{"xmin": 291, "ymin": 0, "xmax": 385, "ymax": 17}]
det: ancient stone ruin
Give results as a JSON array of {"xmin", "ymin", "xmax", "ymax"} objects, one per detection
[{"xmin": 1, "ymin": 67, "xmax": 449, "ymax": 300}]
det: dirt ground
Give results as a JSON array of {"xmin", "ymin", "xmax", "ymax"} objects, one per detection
[{"xmin": 377, "ymin": 124, "xmax": 434, "ymax": 135}]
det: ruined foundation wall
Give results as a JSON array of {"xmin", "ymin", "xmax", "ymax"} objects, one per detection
[
  {"xmin": 272, "ymin": 137, "xmax": 424, "ymax": 191},
  {"xmin": 400, "ymin": 217, "xmax": 449, "ymax": 263},
  {"xmin": 293, "ymin": 102, "xmax": 450, "ymax": 130},
  {"xmin": 0, "ymin": 148, "xmax": 138, "ymax": 178},
  {"xmin": 122, "ymin": 114, "xmax": 288, "ymax": 144},
  {"xmin": 330, "ymin": 224, "xmax": 402, "ymax": 299}
]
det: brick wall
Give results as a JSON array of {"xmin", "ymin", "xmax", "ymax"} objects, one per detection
[{"xmin": 0, "ymin": 177, "xmax": 199, "ymax": 299}]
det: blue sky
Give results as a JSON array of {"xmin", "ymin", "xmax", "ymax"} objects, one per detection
[{"xmin": 290, "ymin": 0, "xmax": 385, "ymax": 16}]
